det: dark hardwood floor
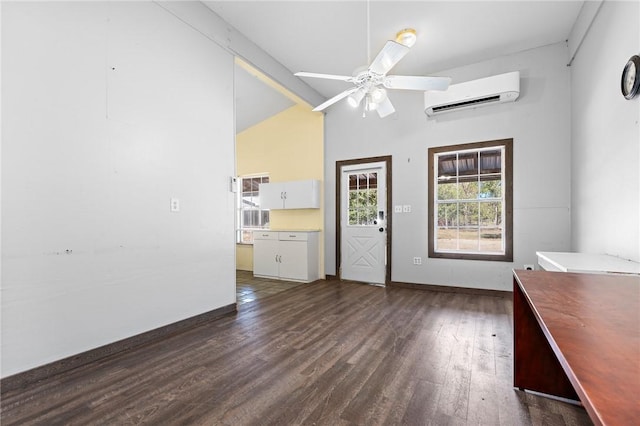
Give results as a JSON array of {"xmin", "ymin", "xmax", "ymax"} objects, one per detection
[
  {"xmin": 236, "ymin": 270, "xmax": 305, "ymax": 306},
  {"xmin": 1, "ymin": 277, "xmax": 592, "ymax": 425}
]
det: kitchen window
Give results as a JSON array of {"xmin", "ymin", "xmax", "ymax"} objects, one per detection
[{"xmin": 237, "ymin": 175, "xmax": 270, "ymax": 244}]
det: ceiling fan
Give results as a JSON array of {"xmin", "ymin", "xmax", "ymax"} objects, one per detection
[{"xmin": 295, "ymin": 29, "xmax": 451, "ymax": 118}]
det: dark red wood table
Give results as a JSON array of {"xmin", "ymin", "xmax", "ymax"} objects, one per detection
[{"xmin": 513, "ymin": 270, "xmax": 640, "ymax": 426}]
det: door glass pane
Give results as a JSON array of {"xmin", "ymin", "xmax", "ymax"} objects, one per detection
[{"xmin": 348, "ymin": 172, "xmax": 378, "ymax": 226}]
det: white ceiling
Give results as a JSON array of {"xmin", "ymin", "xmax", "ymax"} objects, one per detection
[
  {"xmin": 210, "ymin": 1, "xmax": 584, "ymax": 129},
  {"xmin": 235, "ymin": 63, "xmax": 295, "ymax": 133}
]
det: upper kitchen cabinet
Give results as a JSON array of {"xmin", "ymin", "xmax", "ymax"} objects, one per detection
[{"xmin": 260, "ymin": 179, "xmax": 320, "ymax": 210}]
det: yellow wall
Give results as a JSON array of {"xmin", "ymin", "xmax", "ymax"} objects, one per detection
[{"xmin": 236, "ymin": 104, "xmax": 324, "ymax": 274}]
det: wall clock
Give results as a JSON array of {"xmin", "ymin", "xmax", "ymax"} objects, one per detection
[{"xmin": 621, "ymin": 55, "xmax": 640, "ymax": 100}]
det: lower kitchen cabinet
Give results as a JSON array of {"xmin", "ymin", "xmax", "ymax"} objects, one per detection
[{"xmin": 253, "ymin": 230, "xmax": 320, "ymax": 282}]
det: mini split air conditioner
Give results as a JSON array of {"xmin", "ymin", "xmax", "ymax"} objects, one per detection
[{"xmin": 424, "ymin": 71, "xmax": 520, "ymax": 116}]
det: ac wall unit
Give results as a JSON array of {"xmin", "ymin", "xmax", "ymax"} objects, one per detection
[{"xmin": 424, "ymin": 71, "xmax": 520, "ymax": 116}]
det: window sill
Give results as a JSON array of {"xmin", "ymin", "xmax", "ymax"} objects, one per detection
[{"xmin": 429, "ymin": 251, "xmax": 513, "ymax": 262}]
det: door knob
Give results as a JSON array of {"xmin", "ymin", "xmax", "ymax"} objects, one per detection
[{"xmin": 379, "ymin": 227, "xmax": 384, "ymax": 232}]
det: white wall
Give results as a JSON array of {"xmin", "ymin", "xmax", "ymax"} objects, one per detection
[
  {"xmin": 570, "ymin": 0, "xmax": 639, "ymax": 262},
  {"xmin": 324, "ymin": 43, "xmax": 571, "ymax": 291},
  {"xmin": 1, "ymin": 2, "xmax": 236, "ymax": 377}
]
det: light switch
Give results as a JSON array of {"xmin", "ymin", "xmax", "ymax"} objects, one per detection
[{"xmin": 170, "ymin": 198, "xmax": 180, "ymax": 212}]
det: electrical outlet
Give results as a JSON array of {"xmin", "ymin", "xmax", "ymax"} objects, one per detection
[
  {"xmin": 170, "ymin": 198, "xmax": 180, "ymax": 212},
  {"xmin": 394, "ymin": 205, "xmax": 403, "ymax": 213},
  {"xmin": 413, "ymin": 257, "xmax": 422, "ymax": 265},
  {"xmin": 403, "ymin": 205, "xmax": 412, "ymax": 213}
]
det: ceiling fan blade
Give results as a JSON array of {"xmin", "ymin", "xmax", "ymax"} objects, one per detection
[
  {"xmin": 295, "ymin": 71, "xmax": 353, "ymax": 81},
  {"xmin": 312, "ymin": 87, "xmax": 359, "ymax": 112},
  {"xmin": 376, "ymin": 97, "xmax": 395, "ymax": 118},
  {"xmin": 384, "ymin": 75, "xmax": 452, "ymax": 91},
  {"xmin": 369, "ymin": 41, "xmax": 410, "ymax": 75}
]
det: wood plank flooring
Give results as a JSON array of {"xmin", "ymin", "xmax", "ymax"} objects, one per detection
[
  {"xmin": 236, "ymin": 270, "xmax": 305, "ymax": 306},
  {"xmin": 1, "ymin": 278, "xmax": 592, "ymax": 425}
]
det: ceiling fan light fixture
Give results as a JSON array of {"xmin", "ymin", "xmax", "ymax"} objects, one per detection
[
  {"xmin": 366, "ymin": 94, "xmax": 379, "ymax": 111},
  {"xmin": 395, "ymin": 28, "xmax": 417, "ymax": 47},
  {"xmin": 347, "ymin": 88, "xmax": 366, "ymax": 107},
  {"xmin": 371, "ymin": 87, "xmax": 387, "ymax": 103}
]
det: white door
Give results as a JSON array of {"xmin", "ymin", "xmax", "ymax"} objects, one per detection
[{"xmin": 340, "ymin": 162, "xmax": 387, "ymax": 284}]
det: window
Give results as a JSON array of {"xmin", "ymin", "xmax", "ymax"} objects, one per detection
[
  {"xmin": 428, "ymin": 139, "xmax": 513, "ymax": 261},
  {"xmin": 348, "ymin": 172, "xmax": 378, "ymax": 226},
  {"xmin": 237, "ymin": 175, "xmax": 269, "ymax": 244}
]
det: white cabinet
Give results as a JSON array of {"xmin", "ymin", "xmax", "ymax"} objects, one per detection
[
  {"xmin": 259, "ymin": 180, "xmax": 320, "ymax": 210},
  {"xmin": 252, "ymin": 231, "xmax": 279, "ymax": 278},
  {"xmin": 258, "ymin": 184, "xmax": 285, "ymax": 210},
  {"xmin": 253, "ymin": 231, "xmax": 320, "ymax": 283}
]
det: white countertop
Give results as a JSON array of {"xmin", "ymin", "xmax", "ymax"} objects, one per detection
[
  {"xmin": 536, "ymin": 251, "xmax": 640, "ymax": 275},
  {"xmin": 264, "ymin": 229, "xmax": 321, "ymax": 232}
]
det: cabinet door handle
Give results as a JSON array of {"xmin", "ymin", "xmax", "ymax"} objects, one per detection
[
  {"xmin": 275, "ymin": 254, "xmax": 278, "ymax": 263},
  {"xmin": 283, "ymin": 191, "xmax": 287, "ymax": 200}
]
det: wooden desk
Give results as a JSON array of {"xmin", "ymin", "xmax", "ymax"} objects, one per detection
[{"xmin": 513, "ymin": 270, "xmax": 640, "ymax": 425}]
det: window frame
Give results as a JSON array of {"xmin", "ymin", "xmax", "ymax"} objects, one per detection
[
  {"xmin": 236, "ymin": 174, "xmax": 270, "ymax": 245},
  {"xmin": 428, "ymin": 139, "xmax": 513, "ymax": 262}
]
